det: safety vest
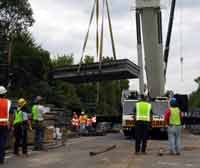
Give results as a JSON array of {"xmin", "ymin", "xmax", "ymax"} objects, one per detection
[
  {"xmin": 0, "ymin": 98, "xmax": 11, "ymax": 126},
  {"xmin": 92, "ymin": 116, "xmax": 96, "ymax": 123},
  {"xmin": 136, "ymin": 101, "xmax": 151, "ymax": 122},
  {"xmin": 169, "ymin": 107, "xmax": 181, "ymax": 125},
  {"xmin": 72, "ymin": 118, "xmax": 79, "ymax": 126},
  {"xmin": 86, "ymin": 118, "xmax": 92, "ymax": 126},
  {"xmin": 79, "ymin": 115, "xmax": 87, "ymax": 124},
  {"xmin": 13, "ymin": 109, "xmax": 23, "ymax": 126},
  {"xmin": 32, "ymin": 105, "xmax": 38, "ymax": 121}
]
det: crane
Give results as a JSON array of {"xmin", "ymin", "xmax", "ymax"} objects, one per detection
[{"xmin": 136, "ymin": 0, "xmax": 176, "ymax": 98}]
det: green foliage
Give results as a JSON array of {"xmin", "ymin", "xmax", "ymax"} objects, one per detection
[
  {"xmin": 0, "ymin": 0, "xmax": 34, "ymax": 38},
  {"xmin": 84, "ymin": 55, "xmax": 94, "ymax": 64},
  {"xmin": 8, "ymin": 32, "xmax": 51, "ymax": 100},
  {"xmin": 11, "ymin": 32, "xmax": 51, "ymax": 81},
  {"xmin": 52, "ymin": 54, "xmax": 74, "ymax": 67},
  {"xmin": 189, "ymin": 76, "xmax": 200, "ymax": 107}
]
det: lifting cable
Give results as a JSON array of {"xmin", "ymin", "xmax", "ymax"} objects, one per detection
[
  {"xmin": 78, "ymin": 0, "xmax": 96, "ymax": 72},
  {"xmin": 78, "ymin": 0, "xmax": 117, "ymax": 72},
  {"xmin": 106, "ymin": 0, "xmax": 116, "ymax": 60},
  {"xmin": 98, "ymin": 0, "xmax": 105, "ymax": 70},
  {"xmin": 77, "ymin": 0, "xmax": 117, "ymax": 104}
]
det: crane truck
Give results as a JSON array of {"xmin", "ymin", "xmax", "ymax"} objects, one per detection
[{"xmin": 122, "ymin": 0, "xmax": 180, "ymax": 138}]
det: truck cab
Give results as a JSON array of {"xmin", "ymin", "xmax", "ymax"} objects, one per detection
[{"xmin": 121, "ymin": 90, "xmax": 168, "ymax": 139}]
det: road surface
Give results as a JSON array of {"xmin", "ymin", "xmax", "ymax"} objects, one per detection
[{"xmin": 2, "ymin": 130, "xmax": 200, "ymax": 168}]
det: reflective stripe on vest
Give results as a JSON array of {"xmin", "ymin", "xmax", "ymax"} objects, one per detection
[
  {"xmin": 136, "ymin": 102, "xmax": 151, "ymax": 121},
  {"xmin": 32, "ymin": 105, "xmax": 38, "ymax": 121},
  {"xmin": 0, "ymin": 98, "xmax": 10, "ymax": 126},
  {"xmin": 72, "ymin": 118, "xmax": 79, "ymax": 126},
  {"xmin": 13, "ymin": 110, "xmax": 23, "ymax": 126},
  {"xmin": 92, "ymin": 116, "xmax": 96, "ymax": 123},
  {"xmin": 169, "ymin": 107, "xmax": 181, "ymax": 125}
]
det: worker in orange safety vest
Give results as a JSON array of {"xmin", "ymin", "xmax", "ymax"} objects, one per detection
[
  {"xmin": 71, "ymin": 112, "xmax": 79, "ymax": 132},
  {"xmin": 86, "ymin": 117, "xmax": 93, "ymax": 132},
  {"xmin": 79, "ymin": 111, "xmax": 87, "ymax": 133},
  {"xmin": 0, "ymin": 86, "xmax": 11, "ymax": 164},
  {"xmin": 91, "ymin": 115, "xmax": 97, "ymax": 129}
]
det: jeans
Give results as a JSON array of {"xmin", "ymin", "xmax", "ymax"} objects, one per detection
[
  {"xmin": 34, "ymin": 122, "xmax": 44, "ymax": 150},
  {"xmin": 14, "ymin": 123, "xmax": 27, "ymax": 154},
  {"xmin": 0, "ymin": 126, "xmax": 8, "ymax": 163},
  {"xmin": 168, "ymin": 125, "xmax": 182, "ymax": 154},
  {"xmin": 80, "ymin": 123, "xmax": 86, "ymax": 133}
]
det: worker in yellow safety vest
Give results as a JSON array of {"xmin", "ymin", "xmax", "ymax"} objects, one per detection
[
  {"xmin": 133, "ymin": 94, "xmax": 152, "ymax": 154},
  {"xmin": 32, "ymin": 96, "xmax": 46, "ymax": 151},
  {"xmin": 0, "ymin": 86, "xmax": 11, "ymax": 164},
  {"xmin": 13, "ymin": 98, "xmax": 30, "ymax": 156},
  {"xmin": 164, "ymin": 97, "xmax": 183, "ymax": 155}
]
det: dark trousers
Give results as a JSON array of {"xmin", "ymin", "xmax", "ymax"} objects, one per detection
[
  {"xmin": 0, "ymin": 126, "xmax": 8, "ymax": 163},
  {"xmin": 14, "ymin": 124, "xmax": 27, "ymax": 154},
  {"xmin": 34, "ymin": 122, "xmax": 44, "ymax": 150},
  {"xmin": 135, "ymin": 121, "xmax": 150, "ymax": 153}
]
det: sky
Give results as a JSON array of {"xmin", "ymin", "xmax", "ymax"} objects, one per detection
[{"xmin": 29, "ymin": 0, "xmax": 200, "ymax": 95}]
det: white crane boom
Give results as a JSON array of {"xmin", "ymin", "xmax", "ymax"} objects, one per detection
[{"xmin": 136, "ymin": 0, "xmax": 165, "ymax": 98}]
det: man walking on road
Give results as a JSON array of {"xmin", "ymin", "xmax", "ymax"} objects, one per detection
[
  {"xmin": 0, "ymin": 86, "xmax": 11, "ymax": 164},
  {"xmin": 164, "ymin": 97, "xmax": 183, "ymax": 155},
  {"xmin": 134, "ymin": 94, "xmax": 152, "ymax": 154}
]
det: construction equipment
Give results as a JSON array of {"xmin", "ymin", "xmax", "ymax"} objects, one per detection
[{"xmin": 122, "ymin": 0, "xmax": 177, "ymax": 138}]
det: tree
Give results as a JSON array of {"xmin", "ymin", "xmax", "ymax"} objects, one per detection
[
  {"xmin": 189, "ymin": 76, "xmax": 200, "ymax": 107},
  {"xmin": 0, "ymin": 0, "xmax": 34, "ymax": 38},
  {"xmin": 8, "ymin": 32, "xmax": 51, "ymax": 98},
  {"xmin": 52, "ymin": 54, "xmax": 74, "ymax": 67}
]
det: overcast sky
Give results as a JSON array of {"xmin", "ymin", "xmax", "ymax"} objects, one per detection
[{"xmin": 29, "ymin": 0, "xmax": 200, "ymax": 95}]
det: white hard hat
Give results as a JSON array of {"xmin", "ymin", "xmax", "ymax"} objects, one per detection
[{"xmin": 0, "ymin": 86, "xmax": 7, "ymax": 95}]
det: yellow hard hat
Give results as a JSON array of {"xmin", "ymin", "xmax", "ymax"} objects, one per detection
[{"xmin": 17, "ymin": 98, "xmax": 27, "ymax": 107}]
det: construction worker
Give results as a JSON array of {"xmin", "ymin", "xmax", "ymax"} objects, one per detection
[
  {"xmin": 134, "ymin": 94, "xmax": 152, "ymax": 154},
  {"xmin": 91, "ymin": 115, "xmax": 97, "ymax": 129},
  {"xmin": 79, "ymin": 111, "xmax": 87, "ymax": 133},
  {"xmin": 32, "ymin": 96, "xmax": 46, "ymax": 151},
  {"xmin": 86, "ymin": 116, "xmax": 93, "ymax": 132},
  {"xmin": 164, "ymin": 97, "xmax": 183, "ymax": 155},
  {"xmin": 71, "ymin": 112, "xmax": 79, "ymax": 132},
  {"xmin": 0, "ymin": 86, "xmax": 11, "ymax": 164},
  {"xmin": 13, "ymin": 98, "xmax": 30, "ymax": 156}
]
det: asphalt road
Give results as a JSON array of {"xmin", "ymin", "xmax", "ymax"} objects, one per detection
[{"xmin": 2, "ymin": 130, "xmax": 200, "ymax": 168}]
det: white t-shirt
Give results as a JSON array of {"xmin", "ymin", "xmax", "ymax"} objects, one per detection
[
  {"xmin": 36, "ymin": 105, "xmax": 49, "ymax": 121},
  {"xmin": 22, "ymin": 112, "xmax": 28, "ymax": 121}
]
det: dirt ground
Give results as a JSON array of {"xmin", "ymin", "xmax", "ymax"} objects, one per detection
[{"xmin": 2, "ymin": 129, "xmax": 200, "ymax": 168}]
